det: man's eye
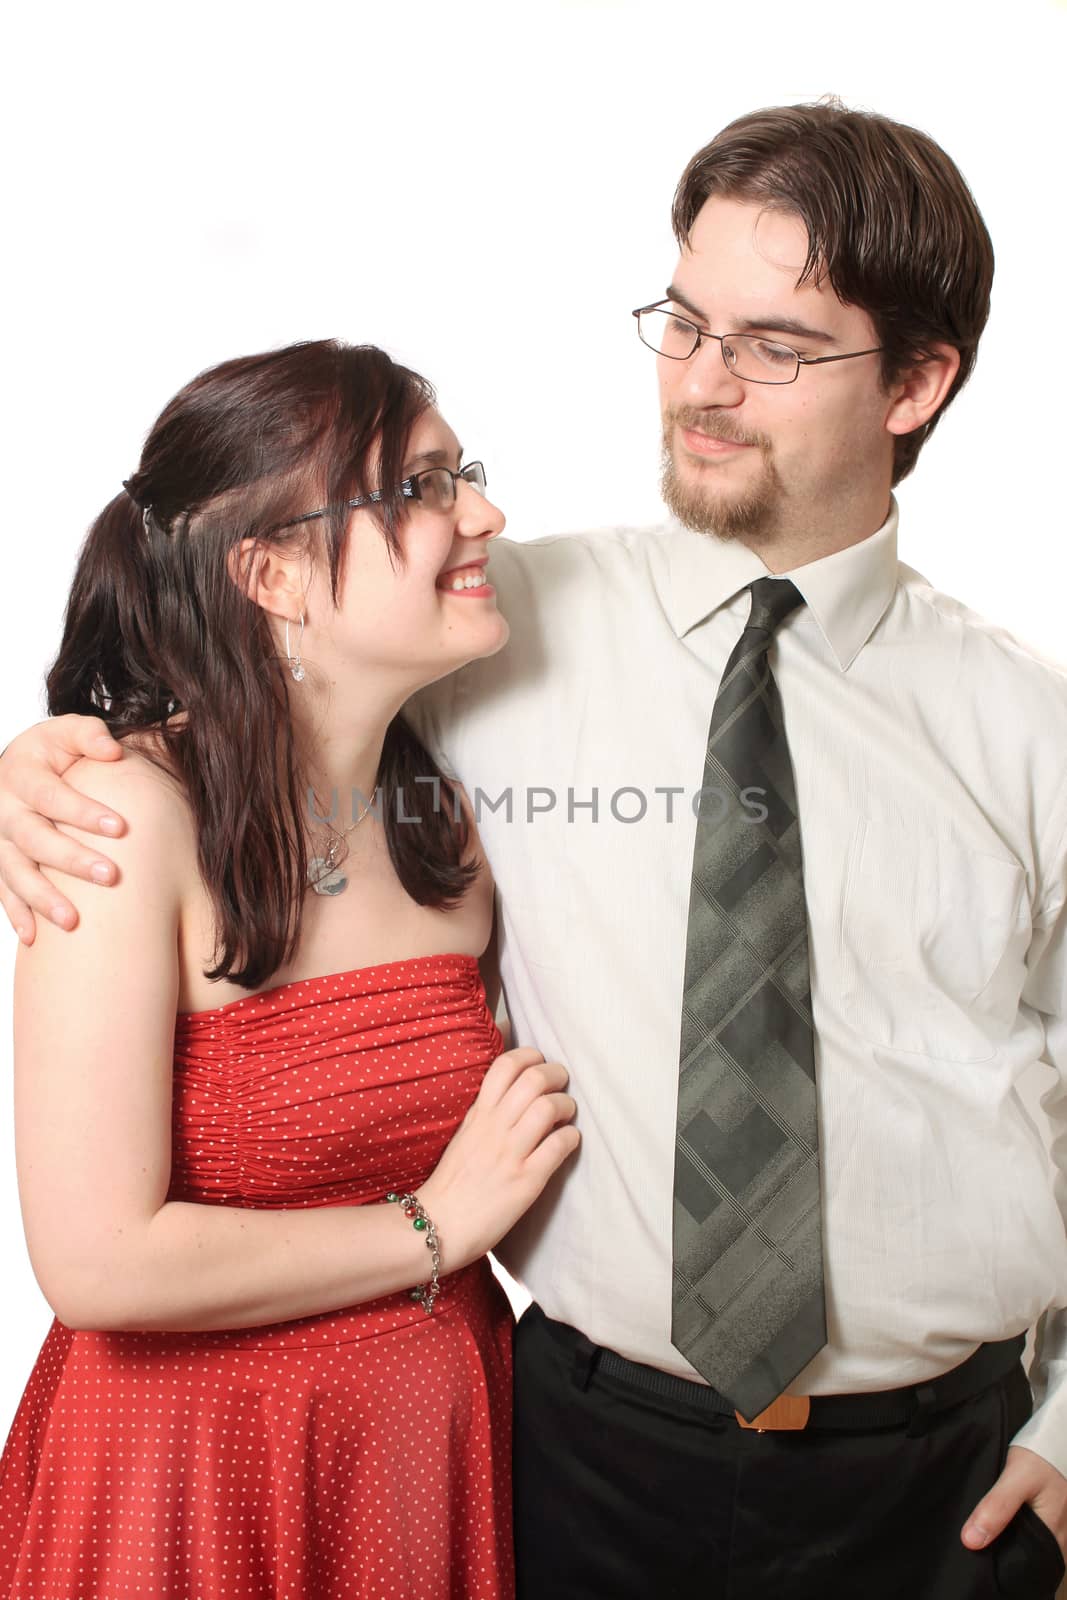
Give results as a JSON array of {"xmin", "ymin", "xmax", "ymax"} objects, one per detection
[{"xmin": 753, "ymin": 339, "xmax": 797, "ymax": 364}]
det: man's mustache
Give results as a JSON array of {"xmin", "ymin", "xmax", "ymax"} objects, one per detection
[{"xmin": 667, "ymin": 408, "xmax": 770, "ymax": 452}]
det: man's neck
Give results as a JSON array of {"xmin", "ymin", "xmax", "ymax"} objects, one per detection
[{"xmin": 732, "ymin": 492, "xmax": 894, "ymax": 575}]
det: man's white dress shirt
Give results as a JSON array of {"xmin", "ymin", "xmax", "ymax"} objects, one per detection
[{"xmin": 409, "ymin": 502, "xmax": 1067, "ymax": 1474}]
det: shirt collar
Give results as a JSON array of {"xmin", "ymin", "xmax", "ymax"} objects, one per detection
[{"xmin": 664, "ymin": 498, "xmax": 900, "ymax": 672}]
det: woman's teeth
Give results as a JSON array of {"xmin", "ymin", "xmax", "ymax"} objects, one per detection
[{"xmin": 448, "ymin": 569, "xmax": 486, "ymax": 590}]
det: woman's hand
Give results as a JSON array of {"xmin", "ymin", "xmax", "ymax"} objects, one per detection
[
  {"xmin": 419, "ymin": 1047, "xmax": 580, "ymax": 1270},
  {"xmin": 0, "ymin": 715, "xmax": 126, "ymax": 942}
]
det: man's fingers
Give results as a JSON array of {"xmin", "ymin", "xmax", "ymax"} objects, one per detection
[
  {"xmin": 6, "ymin": 814, "xmax": 119, "ymax": 888},
  {"xmin": 0, "ymin": 881, "xmax": 37, "ymax": 944},
  {"xmin": 23, "ymin": 772, "xmax": 125, "ymax": 839},
  {"xmin": 0, "ymin": 844, "xmax": 81, "ymax": 930},
  {"xmin": 38, "ymin": 713, "xmax": 123, "ymax": 767},
  {"xmin": 962, "ymin": 1478, "xmax": 1026, "ymax": 1549}
]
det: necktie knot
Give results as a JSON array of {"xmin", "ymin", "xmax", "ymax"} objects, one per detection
[{"xmin": 746, "ymin": 577, "xmax": 804, "ymax": 637}]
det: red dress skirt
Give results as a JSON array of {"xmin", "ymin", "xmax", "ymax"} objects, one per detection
[{"xmin": 0, "ymin": 955, "xmax": 514, "ymax": 1599}]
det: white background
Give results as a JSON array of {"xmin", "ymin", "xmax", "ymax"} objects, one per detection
[{"xmin": 1, "ymin": 0, "xmax": 1064, "ymax": 1432}]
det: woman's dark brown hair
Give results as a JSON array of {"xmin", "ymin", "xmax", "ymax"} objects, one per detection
[
  {"xmin": 46, "ymin": 339, "xmax": 477, "ymax": 990},
  {"xmin": 671, "ymin": 100, "xmax": 994, "ymax": 483}
]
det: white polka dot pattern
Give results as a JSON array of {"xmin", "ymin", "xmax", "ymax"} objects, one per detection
[{"xmin": 0, "ymin": 956, "xmax": 514, "ymax": 1599}]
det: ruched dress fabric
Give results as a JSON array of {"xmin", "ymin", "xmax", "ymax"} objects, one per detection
[{"xmin": 0, "ymin": 954, "xmax": 514, "ymax": 1600}]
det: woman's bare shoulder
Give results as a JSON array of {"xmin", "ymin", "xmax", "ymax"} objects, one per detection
[
  {"xmin": 65, "ymin": 738, "xmax": 185, "ymax": 809},
  {"xmin": 61, "ymin": 738, "xmax": 197, "ymax": 881}
]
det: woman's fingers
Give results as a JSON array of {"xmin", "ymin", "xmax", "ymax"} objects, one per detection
[
  {"xmin": 524, "ymin": 1122, "xmax": 582, "ymax": 1188},
  {"xmin": 513, "ymin": 1091, "xmax": 577, "ymax": 1155},
  {"xmin": 498, "ymin": 1059, "xmax": 570, "ymax": 1126},
  {"xmin": 476, "ymin": 1047, "xmax": 548, "ymax": 1107}
]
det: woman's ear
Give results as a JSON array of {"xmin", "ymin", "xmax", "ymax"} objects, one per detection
[
  {"xmin": 884, "ymin": 343, "xmax": 962, "ymax": 441},
  {"xmin": 227, "ymin": 540, "xmax": 308, "ymax": 621}
]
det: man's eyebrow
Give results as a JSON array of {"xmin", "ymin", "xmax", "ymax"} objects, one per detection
[{"xmin": 665, "ymin": 285, "xmax": 836, "ymax": 346}]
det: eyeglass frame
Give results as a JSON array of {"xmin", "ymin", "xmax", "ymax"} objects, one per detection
[
  {"xmin": 263, "ymin": 461, "xmax": 488, "ymax": 537},
  {"xmin": 631, "ymin": 301, "xmax": 884, "ymax": 386}
]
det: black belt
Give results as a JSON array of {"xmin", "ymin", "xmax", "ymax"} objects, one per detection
[{"xmin": 532, "ymin": 1307, "xmax": 1026, "ymax": 1434}]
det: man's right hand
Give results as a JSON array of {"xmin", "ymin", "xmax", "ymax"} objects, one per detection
[{"xmin": 0, "ymin": 716, "xmax": 128, "ymax": 943}]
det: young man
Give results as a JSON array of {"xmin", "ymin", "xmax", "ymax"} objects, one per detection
[{"xmin": 3, "ymin": 103, "xmax": 1067, "ymax": 1597}]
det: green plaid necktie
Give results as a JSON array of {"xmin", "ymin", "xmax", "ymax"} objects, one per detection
[{"xmin": 671, "ymin": 577, "xmax": 826, "ymax": 1421}]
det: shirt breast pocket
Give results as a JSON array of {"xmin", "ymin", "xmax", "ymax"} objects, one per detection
[{"xmin": 838, "ymin": 817, "xmax": 1029, "ymax": 1062}]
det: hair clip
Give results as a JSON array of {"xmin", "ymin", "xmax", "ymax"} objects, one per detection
[{"xmin": 122, "ymin": 479, "xmax": 157, "ymax": 538}]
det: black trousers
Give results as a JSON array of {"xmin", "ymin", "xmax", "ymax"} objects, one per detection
[{"xmin": 513, "ymin": 1305, "xmax": 1066, "ymax": 1600}]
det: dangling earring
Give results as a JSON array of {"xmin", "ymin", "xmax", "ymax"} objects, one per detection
[{"xmin": 285, "ymin": 614, "xmax": 306, "ymax": 682}]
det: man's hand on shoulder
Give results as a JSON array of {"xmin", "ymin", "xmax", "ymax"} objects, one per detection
[{"xmin": 0, "ymin": 714, "xmax": 127, "ymax": 944}]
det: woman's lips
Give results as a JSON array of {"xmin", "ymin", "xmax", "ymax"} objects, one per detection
[
  {"xmin": 436, "ymin": 562, "xmax": 494, "ymax": 596},
  {"xmin": 439, "ymin": 582, "xmax": 495, "ymax": 598}
]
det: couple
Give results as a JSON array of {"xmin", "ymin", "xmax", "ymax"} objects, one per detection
[{"xmin": 2, "ymin": 99, "xmax": 1067, "ymax": 1600}]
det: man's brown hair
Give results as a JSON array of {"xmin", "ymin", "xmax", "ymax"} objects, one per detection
[{"xmin": 671, "ymin": 100, "xmax": 994, "ymax": 483}]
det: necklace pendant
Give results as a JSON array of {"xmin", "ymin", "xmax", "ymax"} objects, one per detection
[{"xmin": 307, "ymin": 857, "xmax": 348, "ymax": 896}]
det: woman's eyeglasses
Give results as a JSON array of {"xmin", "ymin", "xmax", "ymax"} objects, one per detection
[{"xmin": 266, "ymin": 461, "xmax": 487, "ymax": 536}]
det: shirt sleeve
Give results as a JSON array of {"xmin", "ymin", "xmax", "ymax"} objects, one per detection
[{"xmin": 1008, "ymin": 831, "xmax": 1067, "ymax": 1479}]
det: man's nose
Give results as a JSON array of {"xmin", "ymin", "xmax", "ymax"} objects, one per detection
[{"xmin": 676, "ymin": 336, "xmax": 746, "ymax": 407}]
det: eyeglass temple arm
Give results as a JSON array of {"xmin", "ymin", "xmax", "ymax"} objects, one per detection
[{"xmin": 798, "ymin": 347, "xmax": 884, "ymax": 367}]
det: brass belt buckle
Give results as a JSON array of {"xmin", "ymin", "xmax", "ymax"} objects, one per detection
[{"xmin": 735, "ymin": 1394, "xmax": 811, "ymax": 1432}]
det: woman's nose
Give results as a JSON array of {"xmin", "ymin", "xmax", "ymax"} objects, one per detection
[{"xmin": 455, "ymin": 480, "xmax": 506, "ymax": 541}]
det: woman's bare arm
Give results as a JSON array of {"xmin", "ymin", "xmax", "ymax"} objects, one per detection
[
  {"xmin": 14, "ymin": 753, "xmax": 575, "ymax": 1334},
  {"xmin": 12, "ymin": 753, "xmax": 446, "ymax": 1333}
]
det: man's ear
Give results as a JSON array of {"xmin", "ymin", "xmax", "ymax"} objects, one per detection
[
  {"xmin": 884, "ymin": 343, "xmax": 961, "ymax": 441},
  {"xmin": 226, "ymin": 539, "xmax": 307, "ymax": 621}
]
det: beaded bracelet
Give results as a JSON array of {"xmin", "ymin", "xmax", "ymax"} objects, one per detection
[{"xmin": 386, "ymin": 1191, "xmax": 442, "ymax": 1313}]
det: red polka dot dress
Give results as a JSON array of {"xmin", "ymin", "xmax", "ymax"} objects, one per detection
[{"xmin": 0, "ymin": 955, "xmax": 515, "ymax": 1599}]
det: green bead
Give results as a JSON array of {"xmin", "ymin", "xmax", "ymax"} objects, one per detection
[
  {"xmin": 385, "ymin": 1192, "xmax": 399, "ymax": 1203},
  {"xmin": 412, "ymin": 1216, "xmax": 428, "ymax": 1231},
  {"xmin": 410, "ymin": 1286, "xmax": 425, "ymax": 1301}
]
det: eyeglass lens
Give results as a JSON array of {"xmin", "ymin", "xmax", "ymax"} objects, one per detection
[
  {"xmin": 637, "ymin": 309, "xmax": 800, "ymax": 383},
  {"xmin": 415, "ymin": 461, "xmax": 487, "ymax": 511}
]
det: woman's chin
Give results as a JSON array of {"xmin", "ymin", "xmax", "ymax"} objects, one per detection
[{"xmin": 447, "ymin": 613, "xmax": 511, "ymax": 668}]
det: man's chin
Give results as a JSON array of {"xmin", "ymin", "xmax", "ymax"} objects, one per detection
[{"xmin": 661, "ymin": 458, "xmax": 773, "ymax": 541}]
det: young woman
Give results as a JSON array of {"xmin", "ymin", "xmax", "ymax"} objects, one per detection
[{"xmin": 0, "ymin": 340, "xmax": 579, "ymax": 1599}]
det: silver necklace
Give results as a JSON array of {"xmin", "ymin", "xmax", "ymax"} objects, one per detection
[{"xmin": 307, "ymin": 788, "xmax": 379, "ymax": 896}]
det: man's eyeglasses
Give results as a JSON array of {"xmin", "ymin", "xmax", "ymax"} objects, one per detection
[
  {"xmin": 267, "ymin": 461, "xmax": 487, "ymax": 535},
  {"xmin": 632, "ymin": 302, "xmax": 883, "ymax": 386}
]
